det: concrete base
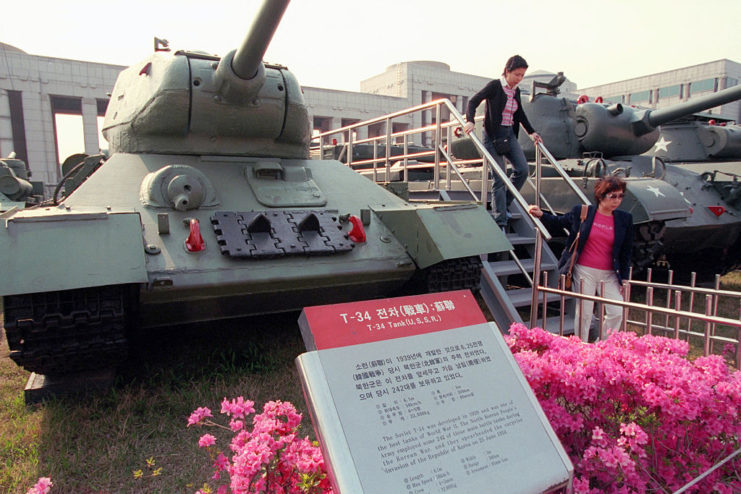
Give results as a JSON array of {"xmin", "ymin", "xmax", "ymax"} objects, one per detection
[{"xmin": 24, "ymin": 368, "xmax": 116, "ymax": 405}]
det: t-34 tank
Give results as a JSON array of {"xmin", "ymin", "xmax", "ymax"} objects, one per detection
[
  {"xmin": 0, "ymin": 0, "xmax": 504, "ymax": 376},
  {"xmin": 451, "ymin": 76, "xmax": 741, "ymax": 272}
]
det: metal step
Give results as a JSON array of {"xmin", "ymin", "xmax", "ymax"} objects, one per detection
[
  {"xmin": 507, "ymin": 288, "xmax": 563, "ymax": 307},
  {"xmin": 538, "ymin": 315, "xmax": 576, "ymax": 336},
  {"xmin": 485, "ymin": 258, "xmax": 557, "ymax": 276},
  {"xmin": 505, "ymin": 233, "xmax": 536, "ymax": 246}
]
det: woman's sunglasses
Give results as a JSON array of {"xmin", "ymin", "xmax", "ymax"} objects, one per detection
[{"xmin": 606, "ymin": 193, "xmax": 625, "ymax": 200}]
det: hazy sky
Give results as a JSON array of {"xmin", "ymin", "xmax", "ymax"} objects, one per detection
[{"xmin": 4, "ymin": 0, "xmax": 741, "ymax": 91}]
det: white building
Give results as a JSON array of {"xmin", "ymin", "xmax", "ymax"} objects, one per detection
[{"xmin": 0, "ymin": 42, "xmax": 121, "ymax": 189}]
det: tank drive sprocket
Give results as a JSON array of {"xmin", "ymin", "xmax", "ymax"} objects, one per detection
[{"xmin": 3, "ymin": 285, "xmax": 135, "ymax": 376}]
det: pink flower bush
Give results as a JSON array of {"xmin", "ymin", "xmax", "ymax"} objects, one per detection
[
  {"xmin": 188, "ymin": 398, "xmax": 332, "ymax": 493},
  {"xmin": 506, "ymin": 324, "xmax": 741, "ymax": 493}
]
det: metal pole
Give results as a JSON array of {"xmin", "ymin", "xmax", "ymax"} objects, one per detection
[
  {"xmin": 530, "ymin": 229, "xmax": 543, "ymax": 329},
  {"xmin": 646, "ymin": 287, "xmax": 654, "ymax": 335},
  {"xmin": 704, "ymin": 294, "xmax": 712, "ymax": 356},
  {"xmin": 385, "ymin": 117, "xmax": 392, "ymax": 180},
  {"xmin": 674, "ymin": 290, "xmax": 682, "ymax": 340},
  {"xmin": 434, "ymin": 104, "xmax": 442, "ymax": 191}
]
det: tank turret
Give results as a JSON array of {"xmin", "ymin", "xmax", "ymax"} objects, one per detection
[
  {"xmin": 102, "ymin": 0, "xmax": 309, "ymax": 158},
  {"xmin": 574, "ymin": 85, "xmax": 741, "ymax": 157}
]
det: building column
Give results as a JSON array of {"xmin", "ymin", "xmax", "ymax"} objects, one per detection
[
  {"xmin": 0, "ymin": 90, "xmax": 13, "ymax": 157},
  {"xmin": 81, "ymin": 97, "xmax": 100, "ymax": 155}
]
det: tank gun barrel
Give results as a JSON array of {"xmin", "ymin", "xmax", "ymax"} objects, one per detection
[
  {"xmin": 638, "ymin": 84, "xmax": 741, "ymax": 134},
  {"xmin": 231, "ymin": 0, "xmax": 290, "ymax": 80}
]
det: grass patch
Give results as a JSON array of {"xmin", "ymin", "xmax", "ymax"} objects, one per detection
[{"xmin": 0, "ymin": 312, "xmax": 310, "ymax": 493}]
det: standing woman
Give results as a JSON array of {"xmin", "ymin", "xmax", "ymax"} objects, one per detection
[
  {"xmin": 528, "ymin": 176, "xmax": 633, "ymax": 342},
  {"xmin": 464, "ymin": 54, "xmax": 542, "ymax": 228}
]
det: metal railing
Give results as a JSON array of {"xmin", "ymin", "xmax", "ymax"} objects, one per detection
[
  {"xmin": 312, "ymin": 98, "xmax": 553, "ymax": 240},
  {"xmin": 531, "ymin": 269, "xmax": 741, "ymax": 367}
]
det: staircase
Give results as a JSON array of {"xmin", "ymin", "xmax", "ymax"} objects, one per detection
[{"xmin": 477, "ymin": 199, "xmax": 577, "ymax": 336}]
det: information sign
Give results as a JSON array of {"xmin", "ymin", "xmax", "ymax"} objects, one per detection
[{"xmin": 296, "ymin": 290, "xmax": 573, "ymax": 493}]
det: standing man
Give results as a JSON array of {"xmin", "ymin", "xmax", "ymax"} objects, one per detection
[{"xmin": 464, "ymin": 54, "xmax": 542, "ymax": 228}]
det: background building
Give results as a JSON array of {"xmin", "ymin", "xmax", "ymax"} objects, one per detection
[
  {"xmin": 0, "ymin": 40, "xmax": 737, "ymax": 196},
  {"xmin": 0, "ymin": 42, "xmax": 121, "ymax": 190},
  {"xmin": 578, "ymin": 59, "xmax": 741, "ymax": 121}
]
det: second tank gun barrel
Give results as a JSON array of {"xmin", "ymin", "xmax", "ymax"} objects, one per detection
[
  {"xmin": 646, "ymin": 84, "xmax": 741, "ymax": 129},
  {"xmin": 231, "ymin": 0, "xmax": 290, "ymax": 80}
]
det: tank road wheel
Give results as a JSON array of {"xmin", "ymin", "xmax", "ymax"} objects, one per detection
[
  {"xmin": 415, "ymin": 256, "xmax": 483, "ymax": 293},
  {"xmin": 3, "ymin": 285, "xmax": 137, "ymax": 376}
]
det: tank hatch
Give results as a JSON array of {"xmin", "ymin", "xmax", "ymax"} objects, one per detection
[
  {"xmin": 244, "ymin": 161, "xmax": 326, "ymax": 207},
  {"xmin": 211, "ymin": 210, "xmax": 353, "ymax": 258}
]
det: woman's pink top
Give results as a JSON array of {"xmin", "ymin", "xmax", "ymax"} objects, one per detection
[{"xmin": 577, "ymin": 211, "xmax": 614, "ymax": 270}]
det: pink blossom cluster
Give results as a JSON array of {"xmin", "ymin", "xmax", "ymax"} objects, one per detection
[
  {"xmin": 506, "ymin": 324, "xmax": 741, "ymax": 493},
  {"xmin": 189, "ymin": 398, "xmax": 332, "ymax": 494},
  {"xmin": 26, "ymin": 477, "xmax": 52, "ymax": 494}
]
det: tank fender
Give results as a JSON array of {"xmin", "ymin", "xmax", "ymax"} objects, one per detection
[
  {"xmin": 372, "ymin": 203, "xmax": 510, "ymax": 269},
  {"xmin": 0, "ymin": 210, "xmax": 147, "ymax": 296},
  {"xmin": 621, "ymin": 178, "xmax": 691, "ymax": 224}
]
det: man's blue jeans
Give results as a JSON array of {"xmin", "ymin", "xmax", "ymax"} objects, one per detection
[{"xmin": 482, "ymin": 126, "xmax": 529, "ymax": 227}]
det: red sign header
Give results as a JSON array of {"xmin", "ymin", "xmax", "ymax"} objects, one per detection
[{"xmin": 301, "ymin": 290, "xmax": 486, "ymax": 350}]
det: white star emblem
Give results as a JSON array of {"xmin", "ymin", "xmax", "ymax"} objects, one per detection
[
  {"xmin": 654, "ymin": 136, "xmax": 671, "ymax": 152},
  {"xmin": 647, "ymin": 185, "xmax": 665, "ymax": 197}
]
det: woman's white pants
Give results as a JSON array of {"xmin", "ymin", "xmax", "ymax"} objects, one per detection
[{"xmin": 573, "ymin": 264, "xmax": 624, "ymax": 342}]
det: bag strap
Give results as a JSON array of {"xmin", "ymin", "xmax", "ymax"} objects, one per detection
[{"xmin": 566, "ymin": 205, "xmax": 589, "ymax": 275}]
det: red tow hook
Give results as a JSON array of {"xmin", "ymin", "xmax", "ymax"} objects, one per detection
[
  {"xmin": 708, "ymin": 206, "xmax": 726, "ymax": 217},
  {"xmin": 348, "ymin": 215, "xmax": 366, "ymax": 243},
  {"xmin": 185, "ymin": 218, "xmax": 206, "ymax": 252}
]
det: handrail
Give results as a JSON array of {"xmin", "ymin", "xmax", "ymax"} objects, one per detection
[
  {"xmin": 312, "ymin": 98, "xmax": 553, "ymax": 240},
  {"xmin": 534, "ymin": 141, "xmax": 592, "ymax": 206}
]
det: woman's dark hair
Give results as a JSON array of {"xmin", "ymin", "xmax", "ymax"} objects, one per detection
[
  {"xmin": 503, "ymin": 55, "xmax": 528, "ymax": 75},
  {"xmin": 594, "ymin": 176, "xmax": 627, "ymax": 203}
]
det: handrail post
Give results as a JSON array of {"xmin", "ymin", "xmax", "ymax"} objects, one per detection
[
  {"xmin": 530, "ymin": 228, "xmax": 543, "ymax": 329},
  {"xmin": 347, "ymin": 128, "xmax": 353, "ymax": 169},
  {"xmin": 372, "ymin": 139, "xmax": 378, "ymax": 183},
  {"xmin": 403, "ymin": 134, "xmax": 409, "ymax": 183},
  {"xmin": 704, "ymin": 294, "xmax": 712, "ymax": 356},
  {"xmin": 646, "ymin": 287, "xmax": 654, "ymax": 335},
  {"xmin": 621, "ymin": 280, "xmax": 630, "ymax": 332},
  {"xmin": 434, "ymin": 104, "xmax": 442, "ymax": 191},
  {"xmin": 385, "ymin": 117, "xmax": 392, "ymax": 180}
]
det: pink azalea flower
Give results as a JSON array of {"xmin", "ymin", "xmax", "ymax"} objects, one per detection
[
  {"xmin": 187, "ymin": 406, "xmax": 213, "ymax": 426},
  {"xmin": 26, "ymin": 478, "xmax": 53, "ymax": 494},
  {"xmin": 198, "ymin": 433, "xmax": 216, "ymax": 448}
]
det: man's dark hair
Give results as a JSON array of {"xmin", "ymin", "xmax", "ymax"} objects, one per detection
[{"xmin": 503, "ymin": 55, "xmax": 528, "ymax": 75}]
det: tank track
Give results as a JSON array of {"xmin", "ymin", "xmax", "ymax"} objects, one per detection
[
  {"xmin": 3, "ymin": 285, "xmax": 134, "ymax": 376},
  {"xmin": 421, "ymin": 256, "xmax": 483, "ymax": 293},
  {"xmin": 633, "ymin": 221, "xmax": 666, "ymax": 271}
]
